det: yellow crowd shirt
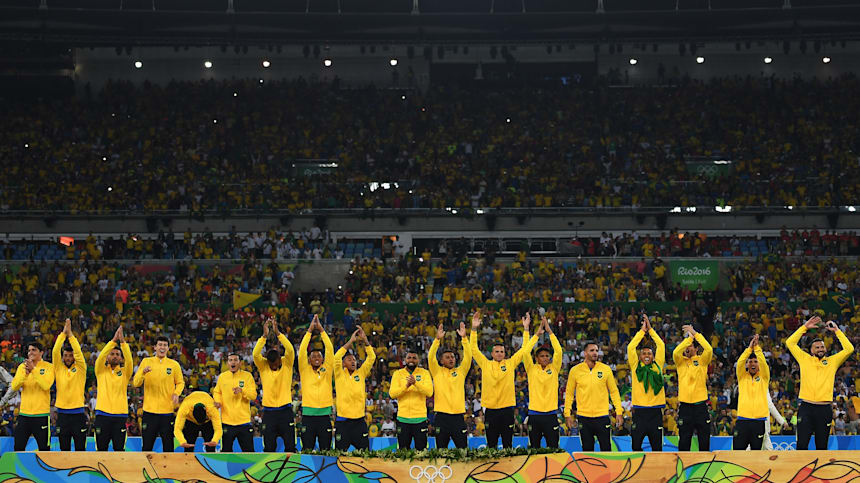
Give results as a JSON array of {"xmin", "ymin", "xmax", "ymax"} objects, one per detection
[
  {"xmin": 133, "ymin": 356, "xmax": 185, "ymax": 414},
  {"xmin": 786, "ymin": 326, "xmax": 854, "ymax": 402},
  {"xmin": 52, "ymin": 334, "xmax": 87, "ymax": 410},
  {"xmin": 95, "ymin": 340, "xmax": 134, "ymax": 416},
  {"xmin": 174, "ymin": 391, "xmax": 223, "ymax": 445},
  {"xmin": 563, "ymin": 361, "xmax": 622, "ymax": 418},
  {"xmin": 470, "ymin": 331, "xmax": 538, "ymax": 409},
  {"xmin": 389, "ymin": 367, "xmax": 433, "ymax": 421},
  {"xmin": 252, "ymin": 334, "xmax": 295, "ymax": 408},
  {"xmin": 298, "ymin": 331, "xmax": 335, "ymax": 415},
  {"xmin": 428, "ymin": 337, "xmax": 472, "ymax": 415},
  {"xmin": 736, "ymin": 347, "xmax": 770, "ymax": 420},
  {"xmin": 333, "ymin": 345, "xmax": 375, "ymax": 419},
  {"xmin": 672, "ymin": 333, "xmax": 713, "ymax": 404},
  {"xmin": 523, "ymin": 331, "xmax": 563, "ymax": 413},
  {"xmin": 212, "ymin": 369, "xmax": 258, "ymax": 425},
  {"xmin": 626, "ymin": 328, "xmax": 666, "ymax": 408},
  {"xmin": 11, "ymin": 360, "xmax": 54, "ymax": 416}
]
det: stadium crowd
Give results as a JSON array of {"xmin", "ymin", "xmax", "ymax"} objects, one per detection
[
  {"xmin": 3, "ymin": 76, "xmax": 860, "ymax": 213},
  {"xmin": 0, "ymin": 251, "xmax": 857, "ymax": 443}
]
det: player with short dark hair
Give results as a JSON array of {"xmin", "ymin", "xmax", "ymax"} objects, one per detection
[
  {"xmin": 10, "ymin": 340, "xmax": 54, "ymax": 451},
  {"xmin": 333, "ymin": 326, "xmax": 375, "ymax": 450},
  {"xmin": 786, "ymin": 315, "xmax": 854, "ymax": 450},
  {"xmin": 133, "ymin": 334, "xmax": 185, "ymax": 451},
  {"xmin": 626, "ymin": 314, "xmax": 666, "ymax": 452},
  {"xmin": 252, "ymin": 316, "xmax": 295, "ymax": 452},
  {"xmin": 51, "ymin": 318, "xmax": 87, "ymax": 451},
  {"xmin": 428, "ymin": 314, "xmax": 472, "ymax": 449},
  {"xmin": 298, "ymin": 314, "xmax": 335, "ymax": 450}
]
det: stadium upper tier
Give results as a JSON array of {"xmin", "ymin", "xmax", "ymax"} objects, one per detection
[{"xmin": 2, "ymin": 77, "xmax": 859, "ymax": 214}]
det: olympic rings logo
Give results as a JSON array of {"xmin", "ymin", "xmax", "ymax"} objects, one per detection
[
  {"xmin": 409, "ymin": 464, "xmax": 453, "ymax": 483},
  {"xmin": 772, "ymin": 441, "xmax": 796, "ymax": 451}
]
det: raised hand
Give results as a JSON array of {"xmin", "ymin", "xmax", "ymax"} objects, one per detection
[
  {"xmin": 271, "ymin": 317, "xmax": 281, "ymax": 336},
  {"xmin": 63, "ymin": 318, "xmax": 72, "ymax": 337},
  {"xmin": 471, "ymin": 310, "xmax": 482, "ymax": 330},
  {"xmin": 358, "ymin": 326, "xmax": 369, "ymax": 344},
  {"xmin": 457, "ymin": 321, "xmax": 467, "ymax": 338},
  {"xmin": 436, "ymin": 323, "xmax": 445, "ymax": 340},
  {"xmin": 311, "ymin": 314, "xmax": 321, "ymax": 332},
  {"xmin": 541, "ymin": 315, "xmax": 552, "ymax": 334},
  {"xmin": 825, "ymin": 320, "xmax": 839, "ymax": 333},
  {"xmin": 642, "ymin": 314, "xmax": 651, "ymax": 333},
  {"xmin": 681, "ymin": 324, "xmax": 695, "ymax": 338},
  {"xmin": 262, "ymin": 319, "xmax": 270, "ymax": 338},
  {"xmin": 522, "ymin": 312, "xmax": 531, "ymax": 332},
  {"xmin": 118, "ymin": 326, "xmax": 125, "ymax": 344},
  {"xmin": 749, "ymin": 334, "xmax": 759, "ymax": 350},
  {"xmin": 804, "ymin": 316, "xmax": 822, "ymax": 330},
  {"xmin": 113, "ymin": 326, "xmax": 122, "ymax": 343}
]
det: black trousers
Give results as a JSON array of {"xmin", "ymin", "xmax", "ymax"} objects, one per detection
[
  {"xmin": 434, "ymin": 412, "xmax": 468, "ymax": 449},
  {"xmin": 181, "ymin": 420, "xmax": 216, "ymax": 453},
  {"xmin": 797, "ymin": 402, "xmax": 832, "ymax": 450},
  {"xmin": 733, "ymin": 419, "xmax": 765, "ymax": 450},
  {"xmin": 632, "ymin": 407, "xmax": 663, "ymax": 451},
  {"xmin": 397, "ymin": 420, "xmax": 428, "ymax": 450},
  {"xmin": 14, "ymin": 415, "xmax": 50, "ymax": 451},
  {"xmin": 300, "ymin": 414, "xmax": 332, "ymax": 451},
  {"xmin": 223, "ymin": 424, "xmax": 255, "ymax": 452},
  {"xmin": 677, "ymin": 402, "xmax": 711, "ymax": 451},
  {"xmin": 485, "ymin": 407, "xmax": 515, "ymax": 449},
  {"xmin": 262, "ymin": 407, "xmax": 296, "ymax": 452},
  {"xmin": 95, "ymin": 415, "xmax": 127, "ymax": 451},
  {"xmin": 528, "ymin": 413, "xmax": 560, "ymax": 448},
  {"xmin": 142, "ymin": 412, "xmax": 175, "ymax": 452},
  {"xmin": 334, "ymin": 418, "xmax": 369, "ymax": 451},
  {"xmin": 56, "ymin": 411, "xmax": 87, "ymax": 451},
  {"xmin": 578, "ymin": 415, "xmax": 612, "ymax": 451}
]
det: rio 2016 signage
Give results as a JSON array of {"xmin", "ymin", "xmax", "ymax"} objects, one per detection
[{"xmin": 669, "ymin": 261, "xmax": 720, "ymax": 291}]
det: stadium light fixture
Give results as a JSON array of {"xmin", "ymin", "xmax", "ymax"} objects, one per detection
[
  {"xmin": 323, "ymin": 58, "xmax": 332, "ymax": 67},
  {"xmin": 204, "ymin": 60, "xmax": 213, "ymax": 69},
  {"xmin": 390, "ymin": 58, "xmax": 398, "ymax": 66},
  {"xmin": 822, "ymin": 56, "xmax": 831, "ymax": 64},
  {"xmin": 715, "ymin": 205, "xmax": 732, "ymax": 213},
  {"xmin": 262, "ymin": 60, "xmax": 271, "ymax": 68},
  {"xmin": 764, "ymin": 57, "xmax": 773, "ymax": 64},
  {"xmin": 134, "ymin": 61, "xmax": 143, "ymax": 69},
  {"xmin": 696, "ymin": 56, "xmax": 705, "ymax": 64},
  {"xmin": 629, "ymin": 58, "xmax": 638, "ymax": 65}
]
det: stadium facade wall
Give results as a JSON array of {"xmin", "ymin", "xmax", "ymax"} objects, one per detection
[{"xmin": 1, "ymin": 212, "xmax": 859, "ymax": 234}]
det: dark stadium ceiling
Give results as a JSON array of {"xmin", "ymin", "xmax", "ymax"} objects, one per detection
[{"xmin": 2, "ymin": 1, "xmax": 860, "ymax": 44}]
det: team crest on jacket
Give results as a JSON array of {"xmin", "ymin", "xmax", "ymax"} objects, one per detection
[
  {"xmin": 166, "ymin": 368, "xmax": 172, "ymax": 375},
  {"xmin": 320, "ymin": 368, "xmax": 326, "ymax": 373},
  {"xmin": 755, "ymin": 376, "xmax": 761, "ymax": 382},
  {"xmin": 416, "ymin": 375, "xmax": 422, "ymax": 381},
  {"xmin": 693, "ymin": 361, "xmax": 699, "ymax": 366},
  {"xmin": 597, "ymin": 371, "xmax": 603, "ymax": 379},
  {"xmin": 822, "ymin": 360, "xmax": 829, "ymax": 366},
  {"xmin": 71, "ymin": 367, "xmax": 77, "ymax": 373},
  {"xmin": 452, "ymin": 371, "xmax": 458, "ymax": 377},
  {"xmin": 501, "ymin": 366, "xmax": 507, "ymax": 372},
  {"xmin": 239, "ymin": 380, "xmax": 245, "ymax": 387},
  {"xmin": 546, "ymin": 369, "xmax": 553, "ymax": 375},
  {"xmin": 354, "ymin": 375, "xmax": 360, "ymax": 381},
  {"xmin": 116, "ymin": 370, "xmax": 122, "ymax": 376},
  {"xmin": 39, "ymin": 369, "xmax": 45, "ymax": 375}
]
